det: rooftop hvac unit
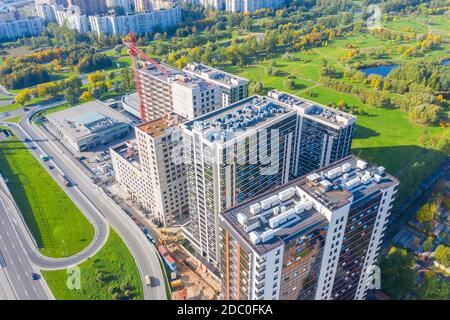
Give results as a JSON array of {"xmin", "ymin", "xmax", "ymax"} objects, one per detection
[
  {"xmin": 304, "ymin": 200, "xmax": 313, "ymax": 211},
  {"xmin": 345, "ymin": 177, "xmax": 361, "ymax": 189},
  {"xmin": 320, "ymin": 179, "xmax": 333, "ymax": 191},
  {"xmin": 250, "ymin": 203, "xmax": 261, "ymax": 215},
  {"xmin": 356, "ymin": 160, "xmax": 367, "ymax": 170},
  {"xmin": 361, "ymin": 173, "xmax": 371, "ymax": 184},
  {"xmin": 342, "ymin": 163, "xmax": 351, "ymax": 173},
  {"xmin": 377, "ymin": 166, "xmax": 385, "ymax": 175},
  {"xmin": 249, "ymin": 231, "xmax": 261, "ymax": 244},
  {"xmin": 273, "ymin": 207, "xmax": 280, "ymax": 216},
  {"xmin": 269, "ymin": 195, "xmax": 280, "ymax": 207},
  {"xmin": 374, "ymin": 174, "xmax": 382, "ymax": 183},
  {"xmin": 326, "ymin": 167, "xmax": 342, "ymax": 179},
  {"xmin": 237, "ymin": 212, "xmax": 247, "ymax": 225},
  {"xmin": 295, "ymin": 204, "xmax": 305, "ymax": 214},
  {"xmin": 261, "ymin": 198, "xmax": 272, "ymax": 210},
  {"xmin": 279, "ymin": 187, "xmax": 295, "ymax": 202}
]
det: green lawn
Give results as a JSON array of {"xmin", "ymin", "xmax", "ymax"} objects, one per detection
[
  {"xmin": 4, "ymin": 114, "xmax": 22, "ymax": 123},
  {"xmin": 0, "ymin": 127, "xmax": 94, "ymax": 258},
  {"xmin": 0, "ymin": 102, "xmax": 21, "ymax": 113},
  {"xmin": 42, "ymin": 228, "xmax": 144, "ymax": 300}
]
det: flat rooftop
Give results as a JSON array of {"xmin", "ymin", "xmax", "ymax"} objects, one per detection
[
  {"xmin": 220, "ymin": 155, "xmax": 398, "ymax": 254},
  {"xmin": 112, "ymin": 140, "xmax": 140, "ymax": 169},
  {"xmin": 137, "ymin": 113, "xmax": 185, "ymax": 138},
  {"xmin": 268, "ymin": 90, "xmax": 355, "ymax": 128},
  {"xmin": 184, "ymin": 62, "xmax": 248, "ymax": 87},
  {"xmin": 300, "ymin": 155, "xmax": 398, "ymax": 210},
  {"xmin": 137, "ymin": 62, "xmax": 181, "ymax": 82},
  {"xmin": 222, "ymin": 184, "xmax": 328, "ymax": 255},
  {"xmin": 46, "ymin": 100, "xmax": 131, "ymax": 140},
  {"xmin": 183, "ymin": 95, "xmax": 292, "ymax": 142}
]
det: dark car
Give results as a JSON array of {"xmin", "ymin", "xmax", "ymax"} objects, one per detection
[
  {"xmin": 31, "ymin": 273, "xmax": 40, "ymax": 280},
  {"xmin": 48, "ymin": 165, "xmax": 54, "ymax": 170}
]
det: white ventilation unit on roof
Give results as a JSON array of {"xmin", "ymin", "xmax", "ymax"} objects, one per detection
[
  {"xmin": 295, "ymin": 204, "xmax": 305, "ymax": 214},
  {"xmin": 304, "ymin": 201, "xmax": 313, "ymax": 211},
  {"xmin": 279, "ymin": 187, "xmax": 295, "ymax": 202},
  {"xmin": 237, "ymin": 212, "xmax": 247, "ymax": 225},
  {"xmin": 261, "ymin": 198, "xmax": 272, "ymax": 210},
  {"xmin": 377, "ymin": 166, "xmax": 385, "ymax": 175},
  {"xmin": 249, "ymin": 231, "xmax": 261, "ymax": 244},
  {"xmin": 250, "ymin": 203, "xmax": 261, "ymax": 215},
  {"xmin": 326, "ymin": 167, "xmax": 342, "ymax": 179},
  {"xmin": 374, "ymin": 174, "xmax": 382, "ymax": 183},
  {"xmin": 342, "ymin": 163, "xmax": 351, "ymax": 173},
  {"xmin": 356, "ymin": 160, "xmax": 367, "ymax": 170},
  {"xmin": 345, "ymin": 177, "xmax": 361, "ymax": 189}
]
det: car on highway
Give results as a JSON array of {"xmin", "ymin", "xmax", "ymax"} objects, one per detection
[
  {"xmin": 40, "ymin": 154, "xmax": 50, "ymax": 161},
  {"xmin": 31, "ymin": 273, "xmax": 40, "ymax": 280},
  {"xmin": 48, "ymin": 165, "xmax": 55, "ymax": 170},
  {"xmin": 24, "ymin": 138, "xmax": 31, "ymax": 142}
]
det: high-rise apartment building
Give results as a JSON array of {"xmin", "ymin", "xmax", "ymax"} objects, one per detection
[
  {"xmin": 134, "ymin": 62, "xmax": 249, "ymax": 122},
  {"xmin": 111, "ymin": 113, "xmax": 188, "ymax": 226},
  {"xmin": 182, "ymin": 90, "xmax": 355, "ymax": 264},
  {"xmin": 219, "ymin": 155, "xmax": 398, "ymax": 300}
]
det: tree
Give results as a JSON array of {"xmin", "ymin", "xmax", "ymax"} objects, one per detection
[
  {"xmin": 284, "ymin": 78, "xmax": 295, "ymax": 90},
  {"xmin": 15, "ymin": 89, "xmax": 33, "ymax": 106},
  {"xmin": 423, "ymin": 236, "xmax": 433, "ymax": 252},
  {"xmin": 64, "ymin": 88, "xmax": 80, "ymax": 106},
  {"xmin": 434, "ymin": 245, "xmax": 450, "ymax": 267},
  {"xmin": 379, "ymin": 247, "xmax": 417, "ymax": 299},
  {"xmin": 249, "ymin": 81, "xmax": 264, "ymax": 95},
  {"xmin": 80, "ymin": 90, "xmax": 93, "ymax": 101},
  {"xmin": 417, "ymin": 273, "xmax": 449, "ymax": 300}
]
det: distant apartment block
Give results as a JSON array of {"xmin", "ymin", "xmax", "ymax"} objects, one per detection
[
  {"xmin": 111, "ymin": 113, "xmax": 188, "ymax": 226},
  {"xmin": 134, "ymin": 62, "xmax": 248, "ymax": 122},
  {"xmin": 88, "ymin": 5, "xmax": 181, "ymax": 36},
  {"xmin": 38, "ymin": 1, "xmax": 180, "ymax": 35},
  {"xmin": 182, "ymin": 90, "xmax": 355, "ymax": 264},
  {"xmin": 68, "ymin": 0, "xmax": 108, "ymax": 15},
  {"xmin": 219, "ymin": 155, "xmax": 398, "ymax": 300},
  {"xmin": 0, "ymin": 8, "xmax": 44, "ymax": 40},
  {"xmin": 185, "ymin": 0, "xmax": 286, "ymax": 12}
]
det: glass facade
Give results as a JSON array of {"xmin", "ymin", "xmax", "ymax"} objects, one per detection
[{"xmin": 331, "ymin": 191, "xmax": 382, "ymax": 300}]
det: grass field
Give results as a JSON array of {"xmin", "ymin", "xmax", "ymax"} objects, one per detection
[
  {"xmin": 0, "ymin": 127, "xmax": 94, "ymax": 258},
  {"xmin": 42, "ymin": 229, "xmax": 144, "ymax": 300},
  {"xmin": 222, "ymin": 29, "xmax": 448, "ymax": 205}
]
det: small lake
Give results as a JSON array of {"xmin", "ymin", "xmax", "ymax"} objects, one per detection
[
  {"xmin": 358, "ymin": 64, "xmax": 399, "ymax": 77},
  {"xmin": 442, "ymin": 59, "xmax": 450, "ymax": 65}
]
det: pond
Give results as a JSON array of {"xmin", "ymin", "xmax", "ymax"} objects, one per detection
[
  {"xmin": 358, "ymin": 64, "xmax": 399, "ymax": 77},
  {"xmin": 441, "ymin": 59, "xmax": 450, "ymax": 65}
]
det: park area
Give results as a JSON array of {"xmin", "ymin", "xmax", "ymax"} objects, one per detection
[{"xmin": 42, "ymin": 229, "xmax": 144, "ymax": 300}]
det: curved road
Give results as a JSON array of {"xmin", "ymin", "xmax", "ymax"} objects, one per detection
[
  {"xmin": 1, "ymin": 109, "xmax": 167, "ymax": 300},
  {"xmin": 0, "ymin": 122, "xmax": 109, "ymax": 270}
]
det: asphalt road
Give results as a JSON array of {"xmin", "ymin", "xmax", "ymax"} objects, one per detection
[
  {"xmin": 11, "ymin": 110, "xmax": 167, "ymax": 300},
  {"xmin": 0, "ymin": 185, "xmax": 53, "ymax": 300}
]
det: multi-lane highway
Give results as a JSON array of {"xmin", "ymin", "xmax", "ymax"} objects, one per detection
[
  {"xmin": 0, "ymin": 180, "xmax": 53, "ymax": 300},
  {"xmin": 0, "ymin": 108, "xmax": 167, "ymax": 300}
]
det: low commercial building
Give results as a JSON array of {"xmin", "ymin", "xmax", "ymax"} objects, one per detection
[
  {"xmin": 46, "ymin": 100, "xmax": 133, "ymax": 153},
  {"xmin": 121, "ymin": 92, "xmax": 141, "ymax": 118}
]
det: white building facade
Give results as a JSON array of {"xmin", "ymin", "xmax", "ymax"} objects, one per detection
[{"xmin": 219, "ymin": 156, "xmax": 399, "ymax": 300}]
